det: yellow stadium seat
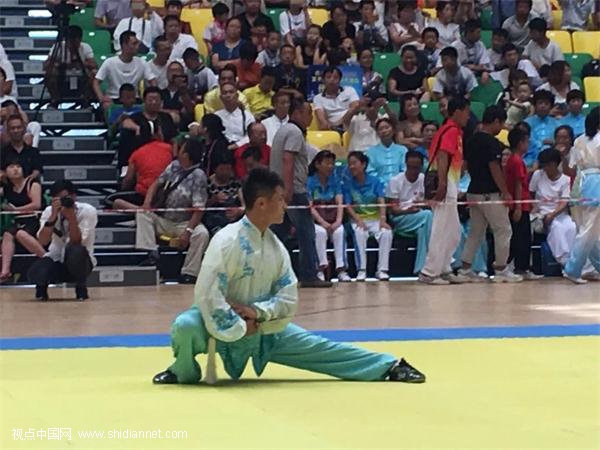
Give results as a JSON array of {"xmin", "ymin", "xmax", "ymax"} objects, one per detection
[
  {"xmin": 342, "ymin": 130, "xmax": 351, "ymax": 149},
  {"xmin": 308, "ymin": 8, "xmax": 328, "ymax": 27},
  {"xmin": 572, "ymin": 31, "xmax": 600, "ymax": 59},
  {"xmin": 147, "ymin": 0, "xmax": 164, "ymax": 8},
  {"xmin": 546, "ymin": 31, "xmax": 573, "ymax": 54},
  {"xmin": 306, "ymin": 131, "xmax": 342, "ymax": 149},
  {"xmin": 308, "ymin": 109, "xmax": 320, "ymax": 130},
  {"xmin": 422, "ymin": 8, "xmax": 436, "ymax": 19},
  {"xmin": 583, "ymin": 77, "xmax": 600, "ymax": 102},
  {"xmin": 551, "ymin": 10, "xmax": 562, "ymax": 30},
  {"xmin": 181, "ymin": 8, "xmax": 212, "ymax": 57},
  {"xmin": 427, "ymin": 77, "xmax": 435, "ymax": 91},
  {"xmin": 496, "ymin": 129, "xmax": 509, "ymax": 146},
  {"xmin": 194, "ymin": 104, "xmax": 205, "ymax": 122}
]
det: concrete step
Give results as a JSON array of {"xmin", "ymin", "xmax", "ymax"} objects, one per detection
[
  {"xmin": 40, "ymin": 149, "xmax": 114, "ymax": 166},
  {"xmin": 39, "ymin": 136, "xmax": 107, "ymax": 151},
  {"xmin": 26, "ymin": 109, "xmax": 97, "ymax": 123},
  {"xmin": 88, "ymin": 266, "xmax": 159, "ymax": 287},
  {"xmin": 2, "ymin": 0, "xmax": 48, "ymax": 6},
  {"xmin": 95, "ymin": 227, "xmax": 135, "ymax": 246},
  {"xmin": 12, "ymin": 60, "xmax": 45, "ymax": 76},
  {"xmin": 44, "ymin": 165, "xmax": 116, "ymax": 182},
  {"xmin": 0, "ymin": 5, "xmax": 49, "ymax": 14},
  {"xmin": 76, "ymin": 195, "xmax": 106, "ymax": 209},
  {"xmin": 1, "ymin": 37, "xmax": 55, "ymax": 51},
  {"xmin": 0, "ymin": 16, "xmax": 54, "ymax": 28}
]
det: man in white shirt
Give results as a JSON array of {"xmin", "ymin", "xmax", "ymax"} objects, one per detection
[
  {"xmin": 28, "ymin": 180, "xmax": 98, "ymax": 301},
  {"xmin": 261, "ymin": 91, "xmax": 290, "ymax": 146},
  {"xmin": 215, "ymin": 82, "xmax": 256, "ymax": 146},
  {"xmin": 492, "ymin": 43, "xmax": 541, "ymax": 89},
  {"xmin": 502, "ymin": 0, "xmax": 536, "ymax": 52},
  {"xmin": 145, "ymin": 35, "xmax": 173, "ymax": 90},
  {"xmin": 164, "ymin": 15, "xmax": 198, "ymax": 60},
  {"xmin": 94, "ymin": 31, "xmax": 157, "ymax": 109},
  {"xmin": 450, "ymin": 18, "xmax": 492, "ymax": 79},
  {"xmin": 95, "ymin": 0, "xmax": 131, "ymax": 32},
  {"xmin": 313, "ymin": 66, "xmax": 360, "ymax": 132},
  {"xmin": 279, "ymin": 0, "xmax": 309, "ymax": 46},
  {"xmin": 386, "ymin": 151, "xmax": 432, "ymax": 275},
  {"xmin": 112, "ymin": 0, "xmax": 163, "ymax": 52},
  {"xmin": 523, "ymin": 17, "xmax": 564, "ymax": 70},
  {"xmin": 0, "ymin": 57, "xmax": 17, "ymax": 99}
]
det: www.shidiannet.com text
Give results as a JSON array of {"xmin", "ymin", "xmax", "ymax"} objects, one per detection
[{"xmin": 12, "ymin": 428, "xmax": 188, "ymax": 441}]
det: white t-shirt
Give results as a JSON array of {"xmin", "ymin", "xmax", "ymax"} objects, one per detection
[
  {"xmin": 348, "ymin": 113, "xmax": 378, "ymax": 153},
  {"xmin": 113, "ymin": 12, "xmax": 164, "ymax": 51},
  {"xmin": 313, "ymin": 87, "xmax": 359, "ymax": 124},
  {"xmin": 428, "ymin": 19, "xmax": 460, "ymax": 47},
  {"xmin": 279, "ymin": 10, "xmax": 308, "ymax": 40},
  {"xmin": 491, "ymin": 59, "xmax": 541, "ymax": 88},
  {"xmin": 529, "ymin": 170, "xmax": 571, "ymax": 215},
  {"xmin": 389, "ymin": 22, "xmax": 423, "ymax": 51},
  {"xmin": 215, "ymin": 107, "xmax": 256, "ymax": 145},
  {"xmin": 261, "ymin": 114, "xmax": 288, "ymax": 146},
  {"xmin": 0, "ymin": 59, "xmax": 18, "ymax": 98},
  {"xmin": 48, "ymin": 42, "xmax": 94, "ymax": 63},
  {"xmin": 145, "ymin": 59, "xmax": 169, "ymax": 89},
  {"xmin": 386, "ymin": 172, "xmax": 425, "ymax": 210},
  {"xmin": 96, "ymin": 55, "xmax": 156, "ymax": 98},
  {"xmin": 169, "ymin": 33, "xmax": 199, "ymax": 60},
  {"xmin": 523, "ymin": 40, "xmax": 564, "ymax": 69},
  {"xmin": 536, "ymin": 81, "xmax": 580, "ymax": 104}
]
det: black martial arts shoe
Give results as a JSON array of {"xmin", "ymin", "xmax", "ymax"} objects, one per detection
[
  {"xmin": 387, "ymin": 359, "xmax": 426, "ymax": 383},
  {"xmin": 178, "ymin": 274, "xmax": 197, "ymax": 285},
  {"xmin": 300, "ymin": 279, "xmax": 333, "ymax": 288},
  {"xmin": 139, "ymin": 250, "xmax": 160, "ymax": 267},
  {"xmin": 75, "ymin": 285, "xmax": 89, "ymax": 300},
  {"xmin": 153, "ymin": 370, "xmax": 179, "ymax": 384},
  {"xmin": 35, "ymin": 285, "xmax": 49, "ymax": 301}
]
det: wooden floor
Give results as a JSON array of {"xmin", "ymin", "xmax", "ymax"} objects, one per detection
[{"xmin": 1, "ymin": 280, "xmax": 598, "ymax": 338}]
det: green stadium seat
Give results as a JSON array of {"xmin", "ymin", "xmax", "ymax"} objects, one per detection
[
  {"xmin": 373, "ymin": 52, "xmax": 401, "ymax": 84},
  {"xmin": 565, "ymin": 53, "xmax": 593, "ymax": 78},
  {"xmin": 572, "ymin": 76, "xmax": 582, "ymax": 90},
  {"xmin": 480, "ymin": 8, "xmax": 493, "ymax": 30},
  {"xmin": 83, "ymin": 30, "xmax": 112, "ymax": 58},
  {"xmin": 420, "ymin": 102, "xmax": 444, "ymax": 125},
  {"xmin": 470, "ymin": 80, "xmax": 503, "ymax": 106},
  {"xmin": 470, "ymin": 101, "xmax": 485, "ymax": 120},
  {"xmin": 69, "ymin": 8, "xmax": 95, "ymax": 30},
  {"xmin": 267, "ymin": 8, "xmax": 285, "ymax": 32},
  {"xmin": 582, "ymin": 102, "xmax": 600, "ymax": 115},
  {"xmin": 480, "ymin": 30, "xmax": 492, "ymax": 49}
]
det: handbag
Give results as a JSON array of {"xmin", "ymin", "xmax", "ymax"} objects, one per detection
[
  {"xmin": 150, "ymin": 164, "xmax": 200, "ymax": 213},
  {"xmin": 424, "ymin": 124, "xmax": 457, "ymax": 200}
]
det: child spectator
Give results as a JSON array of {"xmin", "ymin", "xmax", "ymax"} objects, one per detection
[
  {"xmin": 280, "ymin": 0, "xmax": 310, "ymax": 46},
  {"xmin": 559, "ymin": 89, "xmax": 585, "ymax": 137},
  {"xmin": 451, "ymin": 18, "xmax": 492, "ymax": 81},
  {"xmin": 488, "ymin": 28, "xmax": 509, "ymax": 71},
  {"xmin": 243, "ymin": 66, "xmax": 276, "ymax": 117},
  {"xmin": 523, "ymin": 18, "xmax": 564, "ymax": 71},
  {"xmin": 295, "ymin": 24, "xmax": 327, "ymax": 69},
  {"xmin": 524, "ymin": 89, "xmax": 559, "ymax": 166},
  {"xmin": 432, "ymin": 46, "xmax": 478, "ymax": 100},
  {"xmin": 182, "ymin": 48, "xmax": 218, "ymax": 103},
  {"xmin": 420, "ymin": 27, "xmax": 441, "ymax": 76},
  {"xmin": 236, "ymin": 42, "xmax": 262, "ymax": 90},
  {"xmin": 203, "ymin": 2, "xmax": 229, "ymax": 55},
  {"xmin": 256, "ymin": 30, "xmax": 282, "ymax": 67},
  {"xmin": 506, "ymin": 81, "xmax": 533, "ymax": 129}
]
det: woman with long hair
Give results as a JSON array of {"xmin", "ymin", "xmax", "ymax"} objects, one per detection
[
  {"xmin": 563, "ymin": 107, "xmax": 600, "ymax": 283},
  {"xmin": 396, "ymin": 93, "xmax": 424, "ymax": 149},
  {"xmin": 1, "ymin": 160, "xmax": 45, "ymax": 282},
  {"xmin": 198, "ymin": 113, "xmax": 230, "ymax": 176},
  {"xmin": 536, "ymin": 61, "xmax": 580, "ymax": 110},
  {"xmin": 358, "ymin": 47, "xmax": 384, "ymax": 97},
  {"xmin": 294, "ymin": 24, "xmax": 327, "ymax": 69},
  {"xmin": 321, "ymin": 3, "xmax": 355, "ymax": 49},
  {"xmin": 211, "ymin": 17, "xmax": 244, "ymax": 71}
]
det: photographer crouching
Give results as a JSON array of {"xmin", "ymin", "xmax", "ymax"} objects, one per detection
[{"xmin": 28, "ymin": 180, "xmax": 98, "ymax": 301}]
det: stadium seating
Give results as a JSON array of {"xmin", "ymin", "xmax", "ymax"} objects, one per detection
[
  {"xmin": 181, "ymin": 8, "xmax": 212, "ymax": 57},
  {"xmin": 572, "ymin": 31, "xmax": 600, "ymax": 59},
  {"xmin": 496, "ymin": 129, "xmax": 508, "ymax": 146},
  {"xmin": 583, "ymin": 77, "xmax": 600, "ymax": 102},
  {"xmin": 267, "ymin": 8, "xmax": 285, "ymax": 32},
  {"xmin": 68, "ymin": 7, "xmax": 95, "ymax": 30},
  {"xmin": 480, "ymin": 30, "xmax": 492, "ymax": 49},
  {"xmin": 546, "ymin": 31, "xmax": 573, "ymax": 54},
  {"xmin": 420, "ymin": 102, "xmax": 444, "ymax": 125},
  {"xmin": 470, "ymin": 80, "xmax": 503, "ymax": 107},
  {"xmin": 373, "ymin": 52, "xmax": 401, "ymax": 83},
  {"xmin": 582, "ymin": 101, "xmax": 600, "ymax": 115},
  {"xmin": 308, "ymin": 8, "xmax": 328, "ymax": 27},
  {"xmin": 470, "ymin": 101, "xmax": 485, "ymax": 121},
  {"xmin": 83, "ymin": 30, "xmax": 112, "ymax": 59},
  {"xmin": 307, "ymin": 130, "xmax": 342, "ymax": 148},
  {"xmin": 194, "ymin": 103, "xmax": 205, "ymax": 123},
  {"xmin": 565, "ymin": 53, "xmax": 593, "ymax": 78}
]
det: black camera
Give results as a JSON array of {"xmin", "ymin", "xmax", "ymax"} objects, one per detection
[{"xmin": 60, "ymin": 196, "xmax": 74, "ymax": 208}]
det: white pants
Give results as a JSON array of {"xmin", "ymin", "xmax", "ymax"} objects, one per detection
[
  {"xmin": 352, "ymin": 220, "xmax": 392, "ymax": 272},
  {"xmin": 422, "ymin": 185, "xmax": 461, "ymax": 278},
  {"xmin": 314, "ymin": 224, "xmax": 346, "ymax": 270},
  {"xmin": 135, "ymin": 212, "xmax": 210, "ymax": 277},
  {"xmin": 546, "ymin": 214, "xmax": 577, "ymax": 266}
]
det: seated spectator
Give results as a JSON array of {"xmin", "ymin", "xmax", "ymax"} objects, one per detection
[
  {"xmin": 537, "ymin": 61, "xmax": 580, "ymax": 109},
  {"xmin": 215, "ymin": 82, "xmax": 256, "ymax": 145},
  {"xmin": 43, "ymin": 25, "xmax": 96, "ymax": 107},
  {"xmin": 306, "ymin": 150, "xmax": 349, "ymax": 282},
  {"xmin": 502, "ymin": 0, "xmax": 535, "ymax": 53},
  {"xmin": 523, "ymin": 18, "xmax": 564, "ymax": 71},
  {"xmin": 321, "ymin": 3, "xmax": 356, "ymax": 49},
  {"xmin": 182, "ymin": 48, "xmax": 218, "ymax": 103},
  {"xmin": 0, "ymin": 160, "xmax": 45, "ymax": 283},
  {"xmin": 0, "ymin": 56, "xmax": 16, "ymax": 99},
  {"xmin": 136, "ymin": 140, "xmax": 210, "ymax": 284},
  {"xmin": 451, "ymin": 18, "xmax": 492, "ymax": 81},
  {"xmin": 203, "ymin": 150, "xmax": 244, "ymax": 236},
  {"xmin": 488, "ymin": 28, "xmax": 509, "ymax": 72},
  {"xmin": 396, "ymin": 94, "xmax": 424, "ymax": 150},
  {"xmin": 414, "ymin": 121, "xmax": 437, "ymax": 162},
  {"xmin": 533, "ymin": 0, "xmax": 553, "ymax": 27},
  {"xmin": 358, "ymin": 48, "xmax": 384, "ymax": 97},
  {"xmin": 344, "ymin": 151, "xmax": 392, "ymax": 281},
  {"xmin": 195, "ymin": 113, "xmax": 231, "ymax": 176},
  {"xmin": 95, "ymin": 0, "xmax": 131, "ymax": 33},
  {"xmin": 241, "ymin": 145, "xmax": 266, "ymax": 174},
  {"xmin": 0, "ymin": 115, "xmax": 42, "ymax": 181},
  {"xmin": 118, "ymin": 86, "xmax": 177, "ymax": 170},
  {"xmin": 529, "ymin": 147, "xmax": 576, "ymax": 266},
  {"xmin": 0, "ymin": 99, "xmax": 42, "ymax": 148},
  {"xmin": 165, "ymin": 0, "xmax": 192, "ymax": 34},
  {"xmin": 295, "ymin": 25, "xmax": 327, "ymax": 69},
  {"xmin": 243, "ymin": 66, "xmax": 276, "ymax": 117},
  {"xmin": 273, "ymin": 45, "xmax": 306, "ymax": 96},
  {"xmin": 211, "ymin": 17, "xmax": 245, "ymax": 72},
  {"xmin": 524, "ymin": 89, "xmax": 559, "ymax": 166},
  {"xmin": 559, "ymin": 0, "xmax": 596, "ymax": 31},
  {"xmin": 388, "ymin": 1, "xmax": 422, "ymax": 52},
  {"xmin": 235, "ymin": 0, "xmax": 275, "ymax": 41},
  {"xmin": 234, "ymin": 122, "xmax": 270, "ymax": 179},
  {"xmin": 107, "ymin": 83, "xmax": 143, "ymax": 131},
  {"xmin": 160, "ymin": 61, "xmax": 196, "ymax": 129},
  {"xmin": 554, "ymin": 124, "xmax": 575, "ymax": 170},
  {"xmin": 313, "ymin": 66, "xmax": 360, "ymax": 132},
  {"xmin": 280, "ymin": 0, "xmax": 310, "ymax": 46},
  {"xmin": 28, "ymin": 180, "xmax": 97, "ymax": 301},
  {"xmin": 454, "ymin": 0, "xmax": 478, "ymax": 26},
  {"xmin": 256, "ymin": 30, "xmax": 282, "ymax": 67},
  {"xmin": 261, "ymin": 91, "xmax": 290, "ymax": 146},
  {"xmin": 355, "ymin": 0, "xmax": 388, "ymax": 51},
  {"xmin": 492, "ymin": 43, "xmax": 541, "ymax": 89},
  {"xmin": 429, "ymin": 1, "xmax": 460, "ymax": 47},
  {"xmin": 145, "ymin": 36, "xmax": 173, "ymax": 90},
  {"xmin": 366, "ymin": 118, "xmax": 408, "ymax": 186},
  {"xmin": 236, "ymin": 43, "xmax": 262, "ymax": 90},
  {"xmin": 249, "ymin": 16, "xmax": 271, "ymax": 51},
  {"xmin": 164, "ymin": 15, "xmax": 198, "ymax": 61},
  {"xmin": 112, "ymin": 0, "xmax": 164, "ymax": 53},
  {"xmin": 559, "ymin": 90, "xmax": 585, "ymax": 138},
  {"xmin": 204, "ymin": 66, "xmax": 250, "ymax": 114},
  {"xmin": 346, "ymin": 97, "xmax": 393, "ymax": 153},
  {"xmin": 506, "ymin": 81, "xmax": 533, "ymax": 129},
  {"xmin": 94, "ymin": 31, "xmax": 157, "ymax": 110},
  {"xmin": 343, "ymin": 0, "xmax": 361, "ymax": 23},
  {"xmin": 203, "ymin": 2, "xmax": 229, "ymax": 55},
  {"xmin": 388, "ymin": 45, "xmax": 429, "ymax": 101},
  {"xmin": 432, "ymin": 46, "xmax": 478, "ymax": 101},
  {"xmin": 420, "ymin": 27, "xmax": 442, "ymax": 76}
]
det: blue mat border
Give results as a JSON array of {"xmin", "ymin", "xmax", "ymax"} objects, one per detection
[{"xmin": 0, "ymin": 324, "xmax": 598, "ymax": 350}]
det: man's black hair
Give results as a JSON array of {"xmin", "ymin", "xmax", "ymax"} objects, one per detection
[{"xmin": 242, "ymin": 168, "xmax": 284, "ymax": 209}]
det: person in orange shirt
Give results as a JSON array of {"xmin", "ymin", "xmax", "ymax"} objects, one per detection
[{"xmin": 236, "ymin": 42, "xmax": 262, "ymax": 91}]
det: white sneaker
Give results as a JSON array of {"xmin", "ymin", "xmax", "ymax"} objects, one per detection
[
  {"xmin": 520, "ymin": 270, "xmax": 544, "ymax": 281},
  {"xmin": 418, "ymin": 273, "xmax": 450, "ymax": 285},
  {"xmin": 442, "ymin": 272, "xmax": 469, "ymax": 284},
  {"xmin": 563, "ymin": 271, "xmax": 588, "ymax": 284},
  {"xmin": 317, "ymin": 271, "xmax": 325, "ymax": 282},
  {"xmin": 376, "ymin": 270, "xmax": 390, "ymax": 281},
  {"xmin": 337, "ymin": 271, "xmax": 351, "ymax": 282},
  {"xmin": 457, "ymin": 268, "xmax": 486, "ymax": 283},
  {"xmin": 492, "ymin": 267, "xmax": 523, "ymax": 283},
  {"xmin": 356, "ymin": 270, "xmax": 367, "ymax": 281},
  {"xmin": 582, "ymin": 271, "xmax": 600, "ymax": 282}
]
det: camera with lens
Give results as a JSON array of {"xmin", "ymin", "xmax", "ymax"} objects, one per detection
[{"xmin": 60, "ymin": 196, "xmax": 75, "ymax": 208}]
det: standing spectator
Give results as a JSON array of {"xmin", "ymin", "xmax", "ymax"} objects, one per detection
[
  {"xmin": 211, "ymin": 17, "xmax": 245, "ymax": 72},
  {"xmin": 559, "ymin": 90, "xmax": 585, "ymax": 138},
  {"xmin": 136, "ymin": 140, "xmax": 210, "ymax": 284},
  {"xmin": 524, "ymin": 89, "xmax": 559, "ymax": 167},
  {"xmin": 270, "ymin": 97, "xmax": 332, "ymax": 288},
  {"xmin": 313, "ymin": 66, "xmax": 360, "ymax": 132},
  {"xmin": 307, "ymin": 150, "xmax": 350, "ymax": 282},
  {"xmin": 322, "ymin": 3, "xmax": 356, "ymax": 49},
  {"xmin": 273, "ymin": 45, "xmax": 306, "ymax": 96},
  {"xmin": 559, "ymin": 0, "xmax": 596, "ymax": 31},
  {"xmin": 387, "ymin": 46, "xmax": 429, "ymax": 101},
  {"xmin": 505, "ymin": 127, "xmax": 537, "ymax": 278},
  {"xmin": 488, "ymin": 28, "xmax": 509, "ymax": 72},
  {"xmin": 95, "ymin": 0, "xmax": 131, "ymax": 33},
  {"xmin": 459, "ymin": 106, "xmax": 522, "ymax": 283},
  {"xmin": 236, "ymin": 43, "xmax": 262, "ymax": 90},
  {"xmin": 366, "ymin": 118, "xmax": 408, "ymax": 186},
  {"xmin": 355, "ymin": 0, "xmax": 388, "ymax": 51},
  {"xmin": 243, "ymin": 66, "xmax": 276, "ymax": 117},
  {"xmin": 0, "ymin": 115, "xmax": 42, "ymax": 180},
  {"xmin": 280, "ymin": 0, "xmax": 310, "ymax": 46},
  {"xmin": 432, "ymin": 47, "xmax": 478, "ymax": 101},
  {"xmin": 256, "ymin": 30, "xmax": 282, "ymax": 67},
  {"xmin": 451, "ymin": 18, "xmax": 492, "ymax": 81},
  {"xmin": 536, "ymin": 62, "xmax": 579, "ymax": 108},
  {"xmin": 203, "ymin": 2, "xmax": 229, "ymax": 55},
  {"xmin": 388, "ymin": 1, "xmax": 422, "ymax": 52},
  {"xmin": 235, "ymin": 0, "xmax": 275, "ymax": 41},
  {"xmin": 203, "ymin": 64, "xmax": 249, "ymax": 114},
  {"xmin": 94, "ymin": 31, "xmax": 157, "ymax": 109},
  {"xmin": 164, "ymin": 15, "xmax": 198, "ymax": 61},
  {"xmin": 234, "ymin": 122, "xmax": 270, "ymax": 179},
  {"xmin": 215, "ymin": 82, "xmax": 256, "ymax": 145},
  {"xmin": 28, "ymin": 180, "xmax": 97, "ymax": 301},
  {"xmin": 502, "ymin": 0, "xmax": 535, "ymax": 53},
  {"xmin": 182, "ymin": 48, "xmax": 218, "ymax": 103},
  {"xmin": 112, "ymin": 0, "xmax": 164, "ymax": 53},
  {"xmin": 145, "ymin": 36, "xmax": 173, "ymax": 90},
  {"xmin": 294, "ymin": 25, "xmax": 327, "ymax": 69},
  {"xmin": 262, "ymin": 91, "xmax": 290, "ymax": 146},
  {"xmin": 386, "ymin": 151, "xmax": 432, "ymax": 275},
  {"xmin": 429, "ymin": 1, "xmax": 460, "ymax": 47},
  {"xmin": 523, "ymin": 18, "xmax": 564, "ymax": 71},
  {"xmin": 344, "ymin": 151, "xmax": 392, "ymax": 281},
  {"xmin": 419, "ymin": 97, "xmax": 471, "ymax": 285}
]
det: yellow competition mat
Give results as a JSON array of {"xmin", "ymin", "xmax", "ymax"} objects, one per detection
[{"xmin": 1, "ymin": 337, "xmax": 599, "ymax": 449}]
